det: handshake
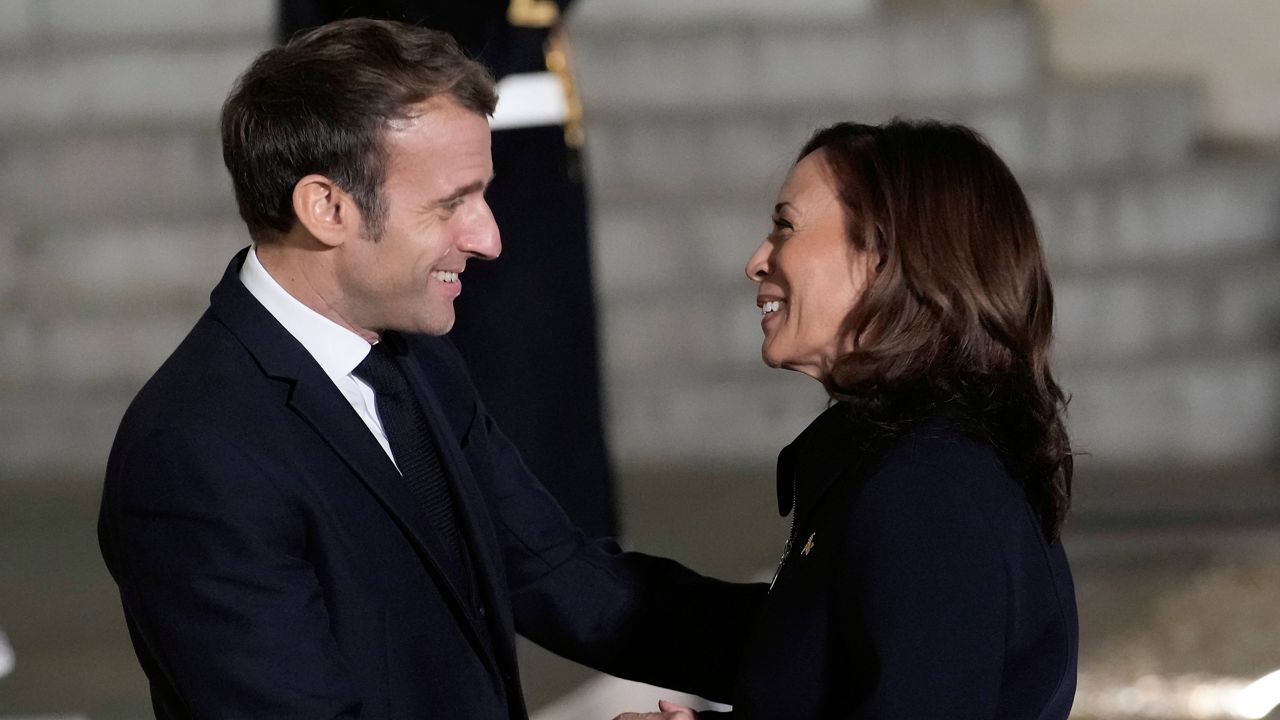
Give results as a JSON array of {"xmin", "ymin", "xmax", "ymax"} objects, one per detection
[{"xmin": 613, "ymin": 699, "xmax": 699, "ymax": 720}]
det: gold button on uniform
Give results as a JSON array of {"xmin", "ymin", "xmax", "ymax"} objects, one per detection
[{"xmin": 508, "ymin": 0, "xmax": 559, "ymax": 28}]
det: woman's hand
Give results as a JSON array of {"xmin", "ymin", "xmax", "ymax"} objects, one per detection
[{"xmin": 612, "ymin": 699, "xmax": 697, "ymax": 720}]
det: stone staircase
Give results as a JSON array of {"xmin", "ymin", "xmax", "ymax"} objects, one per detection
[
  {"xmin": 0, "ymin": 1, "xmax": 1276, "ymax": 524},
  {"xmin": 0, "ymin": 1, "xmax": 270, "ymax": 475},
  {"xmin": 0, "ymin": 3, "xmax": 1277, "ymax": 717},
  {"xmin": 567, "ymin": 1, "xmax": 1280, "ymax": 520}
]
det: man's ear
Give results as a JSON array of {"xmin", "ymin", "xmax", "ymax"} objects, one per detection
[{"xmin": 291, "ymin": 175, "xmax": 363, "ymax": 248}]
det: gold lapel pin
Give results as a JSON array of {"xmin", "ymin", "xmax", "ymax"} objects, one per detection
[{"xmin": 801, "ymin": 532, "xmax": 816, "ymax": 556}]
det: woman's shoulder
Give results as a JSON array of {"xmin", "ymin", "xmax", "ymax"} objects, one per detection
[
  {"xmin": 875, "ymin": 419, "xmax": 1009, "ymax": 488},
  {"xmin": 850, "ymin": 418, "xmax": 1039, "ymax": 543}
]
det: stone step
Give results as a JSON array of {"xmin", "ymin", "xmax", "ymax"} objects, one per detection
[
  {"xmin": 0, "ymin": 383, "xmax": 136, "ymax": 476},
  {"xmin": 604, "ymin": 350, "xmax": 1280, "ymax": 467},
  {"xmin": 17, "ymin": 218, "xmax": 247, "ymax": 311},
  {"xmin": 0, "ymin": 126, "xmax": 234, "ymax": 225},
  {"xmin": 569, "ymin": 8, "xmax": 1039, "ymax": 112},
  {"xmin": 597, "ymin": 248, "xmax": 1280, "ymax": 376},
  {"xmin": 1053, "ymin": 251, "xmax": 1280, "ymax": 367},
  {"xmin": 584, "ymin": 82, "xmax": 1202, "ymax": 191},
  {"xmin": 0, "ymin": 42, "xmax": 265, "ymax": 133},
  {"xmin": 1060, "ymin": 351, "xmax": 1280, "ymax": 466},
  {"xmin": 1028, "ymin": 158, "xmax": 1280, "ymax": 269},
  {"xmin": 568, "ymin": 0, "xmax": 876, "ymax": 28},
  {"xmin": 604, "ymin": 365, "xmax": 827, "ymax": 466},
  {"xmin": 0, "ymin": 220, "xmax": 242, "ymax": 390},
  {"xmin": 0, "ymin": 0, "xmax": 271, "ymax": 52},
  {"xmin": 0, "ymin": 304, "xmax": 202, "ymax": 390},
  {"xmin": 590, "ymin": 157, "xmax": 1280, "ymax": 295}
]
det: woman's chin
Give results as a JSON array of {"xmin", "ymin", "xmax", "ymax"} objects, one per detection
[
  {"xmin": 761, "ymin": 346, "xmax": 785, "ymax": 370},
  {"xmin": 762, "ymin": 352, "xmax": 825, "ymax": 383}
]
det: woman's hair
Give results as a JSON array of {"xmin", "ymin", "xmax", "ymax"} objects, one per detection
[{"xmin": 801, "ymin": 119, "xmax": 1073, "ymax": 541}]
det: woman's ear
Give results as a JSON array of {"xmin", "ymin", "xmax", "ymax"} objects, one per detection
[{"xmin": 291, "ymin": 174, "xmax": 364, "ymax": 248}]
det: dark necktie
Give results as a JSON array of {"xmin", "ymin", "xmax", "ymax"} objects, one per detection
[{"xmin": 353, "ymin": 338, "xmax": 469, "ymax": 591}]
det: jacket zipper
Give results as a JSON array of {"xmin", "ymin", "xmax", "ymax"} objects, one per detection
[{"xmin": 768, "ymin": 474, "xmax": 799, "ymax": 593}]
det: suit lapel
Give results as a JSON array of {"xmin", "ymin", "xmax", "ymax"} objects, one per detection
[{"xmin": 208, "ymin": 250, "xmax": 504, "ymax": 682}]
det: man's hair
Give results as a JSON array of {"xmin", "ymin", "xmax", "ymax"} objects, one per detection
[
  {"xmin": 800, "ymin": 119, "xmax": 1073, "ymax": 541},
  {"xmin": 220, "ymin": 18, "xmax": 497, "ymax": 242}
]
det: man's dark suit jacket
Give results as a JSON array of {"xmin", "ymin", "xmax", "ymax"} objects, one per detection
[
  {"xmin": 723, "ymin": 403, "xmax": 1078, "ymax": 719},
  {"xmin": 98, "ymin": 249, "xmax": 765, "ymax": 719}
]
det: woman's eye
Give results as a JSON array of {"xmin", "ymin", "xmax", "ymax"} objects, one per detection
[{"xmin": 771, "ymin": 216, "xmax": 793, "ymax": 236}]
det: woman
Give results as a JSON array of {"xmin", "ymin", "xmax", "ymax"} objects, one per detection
[{"xmin": 625, "ymin": 120, "xmax": 1077, "ymax": 719}]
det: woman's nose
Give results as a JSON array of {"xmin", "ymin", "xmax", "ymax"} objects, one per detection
[{"xmin": 745, "ymin": 240, "xmax": 772, "ymax": 281}]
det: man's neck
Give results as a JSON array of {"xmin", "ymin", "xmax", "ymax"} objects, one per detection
[{"xmin": 254, "ymin": 241, "xmax": 379, "ymax": 344}]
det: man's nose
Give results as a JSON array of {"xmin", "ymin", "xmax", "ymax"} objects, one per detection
[{"xmin": 460, "ymin": 202, "xmax": 501, "ymax": 260}]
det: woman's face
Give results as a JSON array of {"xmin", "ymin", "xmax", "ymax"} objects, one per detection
[{"xmin": 745, "ymin": 150, "xmax": 874, "ymax": 381}]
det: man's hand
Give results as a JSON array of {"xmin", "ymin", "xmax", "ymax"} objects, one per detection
[{"xmin": 613, "ymin": 699, "xmax": 697, "ymax": 720}]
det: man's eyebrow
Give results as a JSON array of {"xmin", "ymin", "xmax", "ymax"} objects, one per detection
[{"xmin": 432, "ymin": 174, "xmax": 496, "ymax": 207}]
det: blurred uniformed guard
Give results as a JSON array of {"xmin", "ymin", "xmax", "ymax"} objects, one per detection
[{"xmin": 280, "ymin": 0, "xmax": 617, "ymax": 538}]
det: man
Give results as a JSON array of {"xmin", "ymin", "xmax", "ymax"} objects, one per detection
[
  {"xmin": 279, "ymin": 0, "xmax": 620, "ymax": 539},
  {"xmin": 98, "ymin": 20, "xmax": 762, "ymax": 719}
]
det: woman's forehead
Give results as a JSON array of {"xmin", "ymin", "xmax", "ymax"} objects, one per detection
[{"xmin": 780, "ymin": 152, "xmax": 844, "ymax": 217}]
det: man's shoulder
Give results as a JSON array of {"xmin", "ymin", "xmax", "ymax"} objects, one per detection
[{"xmin": 117, "ymin": 309, "xmax": 272, "ymax": 441}]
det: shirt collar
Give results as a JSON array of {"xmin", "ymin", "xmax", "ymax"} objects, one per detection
[{"xmin": 238, "ymin": 245, "xmax": 372, "ymax": 382}]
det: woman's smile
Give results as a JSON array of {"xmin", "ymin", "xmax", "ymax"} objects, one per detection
[{"xmin": 745, "ymin": 150, "xmax": 873, "ymax": 381}]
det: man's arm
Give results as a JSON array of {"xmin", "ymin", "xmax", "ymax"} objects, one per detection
[
  {"xmin": 428, "ymin": 352, "xmax": 765, "ymax": 701},
  {"xmin": 100, "ymin": 425, "xmax": 362, "ymax": 719}
]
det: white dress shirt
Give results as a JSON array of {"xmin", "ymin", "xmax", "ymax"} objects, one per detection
[{"xmin": 239, "ymin": 246, "xmax": 398, "ymax": 465}]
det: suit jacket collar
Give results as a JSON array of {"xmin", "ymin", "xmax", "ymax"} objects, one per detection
[
  {"xmin": 208, "ymin": 249, "xmax": 507, "ymax": 684},
  {"xmin": 776, "ymin": 402, "xmax": 866, "ymax": 521}
]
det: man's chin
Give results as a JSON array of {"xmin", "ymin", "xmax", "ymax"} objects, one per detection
[
  {"xmin": 380, "ymin": 311, "xmax": 453, "ymax": 337},
  {"xmin": 420, "ymin": 307, "xmax": 455, "ymax": 337}
]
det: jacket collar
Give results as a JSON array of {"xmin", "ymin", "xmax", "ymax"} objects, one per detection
[{"xmin": 776, "ymin": 402, "xmax": 866, "ymax": 520}]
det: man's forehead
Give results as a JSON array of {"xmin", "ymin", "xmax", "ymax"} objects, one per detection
[
  {"xmin": 385, "ymin": 96, "xmax": 485, "ymax": 134},
  {"xmin": 380, "ymin": 98, "xmax": 492, "ymax": 184}
]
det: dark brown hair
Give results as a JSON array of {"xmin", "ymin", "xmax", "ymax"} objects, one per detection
[
  {"xmin": 221, "ymin": 18, "xmax": 497, "ymax": 242},
  {"xmin": 801, "ymin": 119, "xmax": 1072, "ymax": 540}
]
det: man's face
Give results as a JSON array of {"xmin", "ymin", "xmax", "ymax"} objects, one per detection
[{"xmin": 336, "ymin": 97, "xmax": 499, "ymax": 337}]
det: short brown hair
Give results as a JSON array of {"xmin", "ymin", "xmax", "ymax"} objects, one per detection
[
  {"xmin": 801, "ymin": 120, "xmax": 1073, "ymax": 540},
  {"xmin": 221, "ymin": 18, "xmax": 497, "ymax": 242}
]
